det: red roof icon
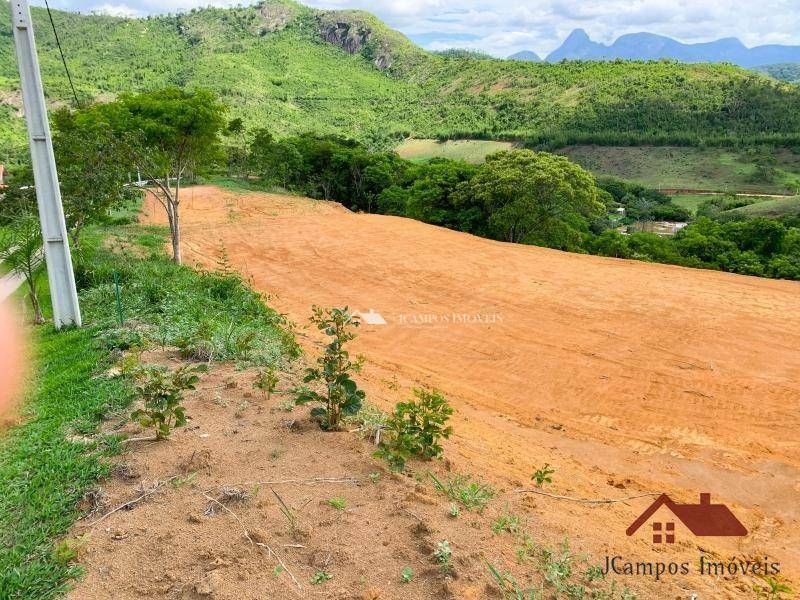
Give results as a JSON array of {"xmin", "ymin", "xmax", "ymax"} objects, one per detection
[{"xmin": 627, "ymin": 493, "xmax": 747, "ymax": 537}]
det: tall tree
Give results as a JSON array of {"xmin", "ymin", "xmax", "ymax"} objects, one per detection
[
  {"xmin": 456, "ymin": 150, "xmax": 604, "ymax": 249},
  {"xmin": 90, "ymin": 88, "xmax": 227, "ymax": 264}
]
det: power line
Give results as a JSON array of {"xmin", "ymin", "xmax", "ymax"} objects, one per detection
[{"xmin": 43, "ymin": 0, "xmax": 80, "ymax": 106}]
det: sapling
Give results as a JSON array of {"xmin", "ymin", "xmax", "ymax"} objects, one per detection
[
  {"xmin": 296, "ymin": 306, "xmax": 365, "ymax": 430},
  {"xmin": 131, "ymin": 364, "xmax": 206, "ymax": 440},
  {"xmin": 375, "ymin": 387, "xmax": 454, "ymax": 471},
  {"xmin": 434, "ymin": 540, "xmax": 453, "ymax": 574},
  {"xmin": 532, "ymin": 464, "xmax": 555, "ymax": 488},
  {"xmin": 253, "ymin": 365, "xmax": 279, "ymax": 401}
]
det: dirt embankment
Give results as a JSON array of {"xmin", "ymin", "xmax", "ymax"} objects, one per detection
[{"xmin": 130, "ymin": 185, "xmax": 800, "ymax": 597}]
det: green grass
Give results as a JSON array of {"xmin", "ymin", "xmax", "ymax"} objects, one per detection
[
  {"xmin": 395, "ymin": 139, "xmax": 516, "ymax": 163},
  {"xmin": 558, "ymin": 146, "xmax": 800, "ymax": 194},
  {"xmin": 0, "ymin": 325, "xmax": 131, "ymax": 598},
  {"xmin": 728, "ymin": 196, "xmax": 800, "ymax": 218},
  {"xmin": 0, "ymin": 219, "xmax": 298, "ymax": 597}
]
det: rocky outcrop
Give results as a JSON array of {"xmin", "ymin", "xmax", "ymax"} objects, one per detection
[
  {"xmin": 257, "ymin": 1, "xmax": 294, "ymax": 33},
  {"xmin": 318, "ymin": 17, "xmax": 393, "ymax": 71}
]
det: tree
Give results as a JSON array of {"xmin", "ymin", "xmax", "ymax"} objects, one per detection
[
  {"xmin": 89, "ymin": 88, "xmax": 227, "ymax": 264},
  {"xmin": 0, "ymin": 213, "xmax": 45, "ymax": 324},
  {"xmin": 456, "ymin": 150, "xmax": 604, "ymax": 249},
  {"xmin": 51, "ymin": 109, "xmax": 138, "ymax": 246}
]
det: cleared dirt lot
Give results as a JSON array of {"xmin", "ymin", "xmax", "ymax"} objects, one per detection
[{"xmin": 143, "ymin": 185, "xmax": 800, "ymax": 596}]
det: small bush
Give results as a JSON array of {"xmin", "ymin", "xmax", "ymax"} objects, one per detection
[
  {"xmin": 296, "ymin": 306, "xmax": 365, "ymax": 430},
  {"xmin": 376, "ymin": 387, "xmax": 454, "ymax": 471},
  {"xmin": 131, "ymin": 364, "xmax": 206, "ymax": 440}
]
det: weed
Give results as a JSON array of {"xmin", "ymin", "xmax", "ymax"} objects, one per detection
[
  {"xmin": 253, "ymin": 365, "xmax": 279, "ymax": 401},
  {"xmin": 369, "ymin": 472, "xmax": 381, "ymax": 483},
  {"xmin": 434, "ymin": 540, "xmax": 453, "ymax": 574},
  {"xmin": 272, "ymin": 489, "xmax": 299, "ymax": 537},
  {"xmin": 531, "ymin": 464, "xmax": 555, "ymax": 488},
  {"xmin": 755, "ymin": 577, "xmax": 793, "ymax": 599},
  {"xmin": 430, "ymin": 473, "xmax": 495, "ymax": 513},
  {"xmin": 311, "ymin": 571, "xmax": 333, "ymax": 585},
  {"xmin": 328, "ymin": 497, "xmax": 347, "ymax": 511},
  {"xmin": 492, "ymin": 512, "xmax": 522, "ymax": 535},
  {"xmin": 296, "ymin": 306, "xmax": 365, "ymax": 430},
  {"xmin": 376, "ymin": 388, "xmax": 453, "ymax": 471},
  {"xmin": 585, "ymin": 565, "xmax": 605, "ymax": 583},
  {"xmin": 400, "ymin": 566, "xmax": 413, "ymax": 583},
  {"xmin": 52, "ymin": 536, "xmax": 89, "ymax": 567},
  {"xmin": 170, "ymin": 473, "xmax": 197, "ymax": 488},
  {"xmin": 95, "ymin": 327, "xmax": 144, "ymax": 352},
  {"xmin": 348, "ymin": 402, "xmax": 388, "ymax": 442},
  {"xmin": 131, "ymin": 364, "xmax": 205, "ymax": 440},
  {"xmin": 487, "ymin": 562, "xmax": 540, "ymax": 599},
  {"xmin": 234, "ymin": 400, "xmax": 250, "ymax": 418},
  {"xmin": 448, "ymin": 503, "xmax": 461, "ymax": 518}
]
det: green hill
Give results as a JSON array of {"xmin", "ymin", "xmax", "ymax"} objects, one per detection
[{"xmin": 3, "ymin": 0, "xmax": 800, "ymax": 155}]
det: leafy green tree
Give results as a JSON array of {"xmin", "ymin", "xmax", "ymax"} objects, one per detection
[
  {"xmin": 0, "ymin": 213, "xmax": 45, "ymax": 324},
  {"xmin": 86, "ymin": 88, "xmax": 227, "ymax": 264},
  {"xmin": 457, "ymin": 150, "xmax": 604, "ymax": 249}
]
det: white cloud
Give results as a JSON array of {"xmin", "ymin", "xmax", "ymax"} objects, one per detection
[{"xmin": 92, "ymin": 2, "xmax": 142, "ymax": 17}]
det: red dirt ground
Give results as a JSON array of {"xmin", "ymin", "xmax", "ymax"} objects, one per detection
[{"xmin": 137, "ymin": 185, "xmax": 800, "ymax": 597}]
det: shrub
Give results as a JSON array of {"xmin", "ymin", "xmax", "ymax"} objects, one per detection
[
  {"xmin": 296, "ymin": 306, "xmax": 365, "ymax": 430},
  {"xmin": 375, "ymin": 387, "xmax": 454, "ymax": 471},
  {"xmin": 131, "ymin": 364, "xmax": 206, "ymax": 440}
]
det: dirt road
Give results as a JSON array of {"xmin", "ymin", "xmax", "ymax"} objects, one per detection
[{"xmin": 143, "ymin": 186, "xmax": 800, "ymax": 597}]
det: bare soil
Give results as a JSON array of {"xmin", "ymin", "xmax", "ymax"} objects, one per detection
[{"xmin": 69, "ymin": 185, "xmax": 800, "ymax": 599}]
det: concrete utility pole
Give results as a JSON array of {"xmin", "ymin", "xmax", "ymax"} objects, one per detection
[{"xmin": 11, "ymin": 0, "xmax": 81, "ymax": 328}]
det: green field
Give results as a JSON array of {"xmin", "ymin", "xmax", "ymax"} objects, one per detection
[
  {"xmin": 728, "ymin": 196, "xmax": 800, "ymax": 218},
  {"xmin": 558, "ymin": 146, "xmax": 800, "ymax": 194},
  {"xmin": 395, "ymin": 139, "xmax": 517, "ymax": 163}
]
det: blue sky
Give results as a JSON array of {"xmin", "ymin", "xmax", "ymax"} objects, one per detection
[{"xmin": 36, "ymin": 0, "xmax": 800, "ymax": 57}]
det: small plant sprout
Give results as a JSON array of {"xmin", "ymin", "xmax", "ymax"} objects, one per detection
[
  {"xmin": 487, "ymin": 562, "xmax": 537, "ymax": 600},
  {"xmin": 368, "ymin": 472, "xmax": 381, "ymax": 483},
  {"xmin": 328, "ymin": 497, "xmax": 347, "ymax": 511},
  {"xmin": 448, "ymin": 503, "xmax": 461, "ymax": 518},
  {"xmin": 400, "ymin": 566, "xmax": 414, "ymax": 583},
  {"xmin": 131, "ymin": 364, "xmax": 206, "ymax": 440},
  {"xmin": 253, "ymin": 365, "xmax": 279, "ymax": 401},
  {"xmin": 492, "ymin": 512, "xmax": 521, "ymax": 535},
  {"xmin": 311, "ymin": 571, "xmax": 333, "ymax": 585},
  {"xmin": 532, "ymin": 463, "xmax": 555, "ymax": 488},
  {"xmin": 272, "ymin": 488, "xmax": 299, "ymax": 537},
  {"xmin": 296, "ymin": 306, "xmax": 365, "ymax": 430},
  {"xmin": 434, "ymin": 540, "xmax": 453, "ymax": 574}
]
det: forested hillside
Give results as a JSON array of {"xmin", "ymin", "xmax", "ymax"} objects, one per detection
[{"xmin": 3, "ymin": 0, "xmax": 800, "ymax": 155}]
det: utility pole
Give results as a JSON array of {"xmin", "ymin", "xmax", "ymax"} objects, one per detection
[{"xmin": 11, "ymin": 0, "xmax": 81, "ymax": 328}]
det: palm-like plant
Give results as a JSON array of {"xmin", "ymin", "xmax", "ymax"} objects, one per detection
[{"xmin": 0, "ymin": 213, "xmax": 45, "ymax": 324}]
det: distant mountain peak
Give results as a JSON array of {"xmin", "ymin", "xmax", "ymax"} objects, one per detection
[
  {"xmin": 508, "ymin": 50, "xmax": 541, "ymax": 62},
  {"xmin": 545, "ymin": 30, "xmax": 800, "ymax": 67}
]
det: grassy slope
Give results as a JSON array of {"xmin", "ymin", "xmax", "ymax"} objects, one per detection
[
  {"xmin": 557, "ymin": 145, "xmax": 800, "ymax": 194},
  {"xmin": 0, "ymin": 221, "xmax": 296, "ymax": 597},
  {"xmin": 3, "ymin": 0, "xmax": 800, "ymax": 154},
  {"xmin": 395, "ymin": 139, "xmax": 516, "ymax": 163},
  {"xmin": 728, "ymin": 196, "xmax": 800, "ymax": 218}
]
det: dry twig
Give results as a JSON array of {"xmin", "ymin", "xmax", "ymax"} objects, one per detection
[
  {"xmin": 84, "ymin": 476, "xmax": 178, "ymax": 527},
  {"xmin": 514, "ymin": 489, "xmax": 659, "ymax": 505}
]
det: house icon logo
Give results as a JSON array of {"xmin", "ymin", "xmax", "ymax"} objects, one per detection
[
  {"xmin": 354, "ymin": 309, "xmax": 387, "ymax": 326},
  {"xmin": 627, "ymin": 493, "xmax": 747, "ymax": 544}
]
